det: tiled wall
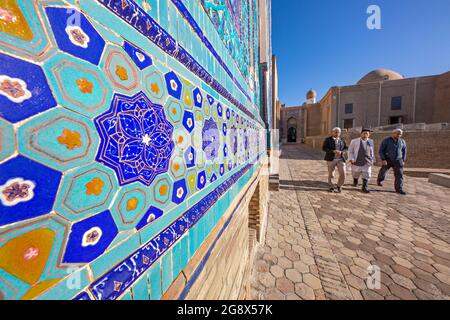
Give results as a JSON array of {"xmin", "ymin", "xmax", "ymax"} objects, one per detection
[{"xmin": 0, "ymin": 0, "xmax": 268, "ymax": 300}]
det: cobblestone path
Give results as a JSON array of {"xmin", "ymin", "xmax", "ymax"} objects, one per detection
[{"xmin": 250, "ymin": 144, "xmax": 450, "ymax": 300}]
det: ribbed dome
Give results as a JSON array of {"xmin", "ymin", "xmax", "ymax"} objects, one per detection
[
  {"xmin": 306, "ymin": 89, "xmax": 317, "ymax": 99},
  {"xmin": 357, "ymin": 69, "xmax": 404, "ymax": 84}
]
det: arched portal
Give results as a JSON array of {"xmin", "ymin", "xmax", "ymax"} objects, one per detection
[{"xmin": 287, "ymin": 117, "xmax": 297, "ymax": 143}]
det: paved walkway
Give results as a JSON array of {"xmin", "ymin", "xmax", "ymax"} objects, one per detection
[{"xmin": 250, "ymin": 144, "xmax": 450, "ymax": 300}]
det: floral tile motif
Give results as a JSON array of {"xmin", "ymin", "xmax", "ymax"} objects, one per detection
[
  {"xmin": 101, "ymin": 45, "xmax": 140, "ymax": 95},
  {"xmin": 110, "ymin": 183, "xmax": 152, "ymax": 231},
  {"xmin": 95, "ymin": 92, "xmax": 175, "ymax": 186},
  {"xmin": 0, "ymin": 156, "xmax": 61, "ymax": 227},
  {"xmin": 45, "ymin": 7, "xmax": 105, "ymax": 65},
  {"xmin": 62, "ymin": 210, "xmax": 119, "ymax": 264},
  {"xmin": 0, "ymin": 52, "xmax": 57, "ymax": 123},
  {"xmin": 164, "ymin": 71, "xmax": 182, "ymax": 100},
  {"xmin": 53, "ymin": 163, "xmax": 118, "ymax": 222},
  {"xmin": 18, "ymin": 107, "xmax": 99, "ymax": 172},
  {"xmin": 44, "ymin": 53, "xmax": 112, "ymax": 118}
]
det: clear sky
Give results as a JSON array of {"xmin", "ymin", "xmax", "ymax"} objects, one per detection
[{"xmin": 272, "ymin": 0, "xmax": 450, "ymax": 106}]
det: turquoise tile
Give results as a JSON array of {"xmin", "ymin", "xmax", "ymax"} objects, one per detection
[
  {"xmin": 37, "ymin": 267, "xmax": 90, "ymax": 300},
  {"xmin": 171, "ymin": 234, "xmax": 189, "ymax": 279},
  {"xmin": 90, "ymin": 232, "xmax": 141, "ymax": 279},
  {"xmin": 161, "ymin": 252, "xmax": 173, "ymax": 293},
  {"xmin": 149, "ymin": 261, "xmax": 162, "ymax": 300},
  {"xmin": 158, "ymin": 0, "xmax": 169, "ymax": 30},
  {"xmin": 132, "ymin": 273, "xmax": 150, "ymax": 300},
  {"xmin": 121, "ymin": 290, "xmax": 133, "ymax": 300},
  {"xmin": 0, "ymin": 269, "xmax": 30, "ymax": 300}
]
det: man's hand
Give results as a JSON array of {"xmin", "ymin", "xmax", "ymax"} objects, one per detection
[{"xmin": 382, "ymin": 160, "xmax": 388, "ymax": 166}]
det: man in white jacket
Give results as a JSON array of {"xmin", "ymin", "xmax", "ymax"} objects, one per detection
[{"xmin": 348, "ymin": 128, "xmax": 375, "ymax": 193}]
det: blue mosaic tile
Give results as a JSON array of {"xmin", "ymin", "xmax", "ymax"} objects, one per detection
[
  {"xmin": 123, "ymin": 40, "xmax": 153, "ymax": 70},
  {"xmin": 0, "ymin": 156, "xmax": 61, "ymax": 227},
  {"xmin": 45, "ymin": 7, "xmax": 106, "ymax": 65},
  {"xmin": 0, "ymin": 52, "xmax": 57, "ymax": 124},
  {"xmin": 63, "ymin": 210, "xmax": 119, "ymax": 264}
]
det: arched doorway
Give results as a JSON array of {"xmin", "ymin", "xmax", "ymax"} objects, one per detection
[{"xmin": 287, "ymin": 117, "xmax": 297, "ymax": 143}]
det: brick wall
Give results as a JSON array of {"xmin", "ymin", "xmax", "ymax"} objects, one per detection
[{"xmin": 304, "ymin": 130, "xmax": 450, "ymax": 169}]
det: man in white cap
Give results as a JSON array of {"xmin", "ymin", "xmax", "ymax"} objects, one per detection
[
  {"xmin": 377, "ymin": 129, "xmax": 407, "ymax": 195},
  {"xmin": 348, "ymin": 128, "xmax": 375, "ymax": 193},
  {"xmin": 322, "ymin": 127, "xmax": 348, "ymax": 193}
]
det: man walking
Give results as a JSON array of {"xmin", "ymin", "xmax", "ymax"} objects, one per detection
[
  {"xmin": 348, "ymin": 128, "xmax": 375, "ymax": 193},
  {"xmin": 377, "ymin": 129, "xmax": 407, "ymax": 195},
  {"xmin": 322, "ymin": 127, "xmax": 348, "ymax": 193}
]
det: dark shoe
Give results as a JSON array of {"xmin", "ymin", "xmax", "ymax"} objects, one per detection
[
  {"xmin": 362, "ymin": 179, "xmax": 370, "ymax": 193},
  {"xmin": 329, "ymin": 187, "xmax": 335, "ymax": 193},
  {"xmin": 353, "ymin": 178, "xmax": 359, "ymax": 187},
  {"xmin": 336, "ymin": 186, "xmax": 342, "ymax": 193},
  {"xmin": 397, "ymin": 190, "xmax": 407, "ymax": 195},
  {"xmin": 377, "ymin": 181, "xmax": 383, "ymax": 187}
]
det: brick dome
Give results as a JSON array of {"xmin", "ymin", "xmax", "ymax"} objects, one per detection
[{"xmin": 357, "ymin": 69, "xmax": 404, "ymax": 84}]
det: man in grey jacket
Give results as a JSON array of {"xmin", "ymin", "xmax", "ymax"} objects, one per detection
[{"xmin": 377, "ymin": 129, "xmax": 407, "ymax": 195}]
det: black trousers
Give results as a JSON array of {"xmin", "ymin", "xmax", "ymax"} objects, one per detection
[{"xmin": 377, "ymin": 159, "xmax": 404, "ymax": 192}]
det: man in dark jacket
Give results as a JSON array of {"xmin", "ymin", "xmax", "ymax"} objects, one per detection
[
  {"xmin": 377, "ymin": 129, "xmax": 407, "ymax": 195},
  {"xmin": 322, "ymin": 127, "xmax": 348, "ymax": 193}
]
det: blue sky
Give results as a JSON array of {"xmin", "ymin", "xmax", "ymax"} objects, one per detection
[{"xmin": 272, "ymin": 0, "xmax": 450, "ymax": 106}]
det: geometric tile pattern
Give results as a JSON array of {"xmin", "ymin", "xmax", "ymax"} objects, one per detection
[{"xmin": 0, "ymin": 0, "xmax": 266, "ymax": 300}]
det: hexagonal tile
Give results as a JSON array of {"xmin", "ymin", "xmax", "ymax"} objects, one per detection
[
  {"xmin": 0, "ymin": 156, "xmax": 62, "ymax": 227},
  {"xmin": 123, "ymin": 41, "xmax": 153, "ymax": 70},
  {"xmin": 62, "ymin": 210, "xmax": 118, "ymax": 263},
  {"xmin": 110, "ymin": 183, "xmax": 152, "ymax": 231},
  {"xmin": 45, "ymin": 7, "xmax": 105, "ymax": 65},
  {"xmin": 43, "ymin": 53, "xmax": 112, "ymax": 118},
  {"xmin": 18, "ymin": 107, "xmax": 99, "ymax": 172},
  {"xmin": 101, "ymin": 45, "xmax": 140, "ymax": 94},
  {"xmin": 182, "ymin": 110, "xmax": 195, "ymax": 133},
  {"xmin": 172, "ymin": 179, "xmax": 188, "ymax": 204},
  {"xmin": 165, "ymin": 98, "xmax": 183, "ymax": 124},
  {"xmin": 0, "ymin": 52, "xmax": 57, "ymax": 124},
  {"xmin": 192, "ymin": 88, "xmax": 203, "ymax": 109},
  {"xmin": 173, "ymin": 128, "xmax": 190, "ymax": 151},
  {"xmin": 152, "ymin": 174, "xmax": 173, "ymax": 207},
  {"xmin": 184, "ymin": 146, "xmax": 196, "ymax": 169},
  {"xmin": 143, "ymin": 68, "xmax": 167, "ymax": 105},
  {"xmin": 170, "ymin": 154, "xmax": 186, "ymax": 179},
  {"xmin": 54, "ymin": 163, "xmax": 118, "ymax": 221},
  {"xmin": 164, "ymin": 71, "xmax": 182, "ymax": 100},
  {"xmin": 197, "ymin": 171, "xmax": 207, "ymax": 190},
  {"xmin": 136, "ymin": 206, "xmax": 164, "ymax": 231}
]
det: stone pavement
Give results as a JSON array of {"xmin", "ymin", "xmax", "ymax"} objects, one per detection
[{"xmin": 250, "ymin": 144, "xmax": 450, "ymax": 300}]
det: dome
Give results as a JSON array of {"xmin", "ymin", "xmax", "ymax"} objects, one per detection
[
  {"xmin": 357, "ymin": 69, "xmax": 404, "ymax": 84},
  {"xmin": 306, "ymin": 89, "xmax": 317, "ymax": 99}
]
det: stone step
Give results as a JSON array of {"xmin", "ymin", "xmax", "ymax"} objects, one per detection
[
  {"xmin": 429, "ymin": 173, "xmax": 450, "ymax": 188},
  {"xmin": 404, "ymin": 168, "xmax": 450, "ymax": 178}
]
